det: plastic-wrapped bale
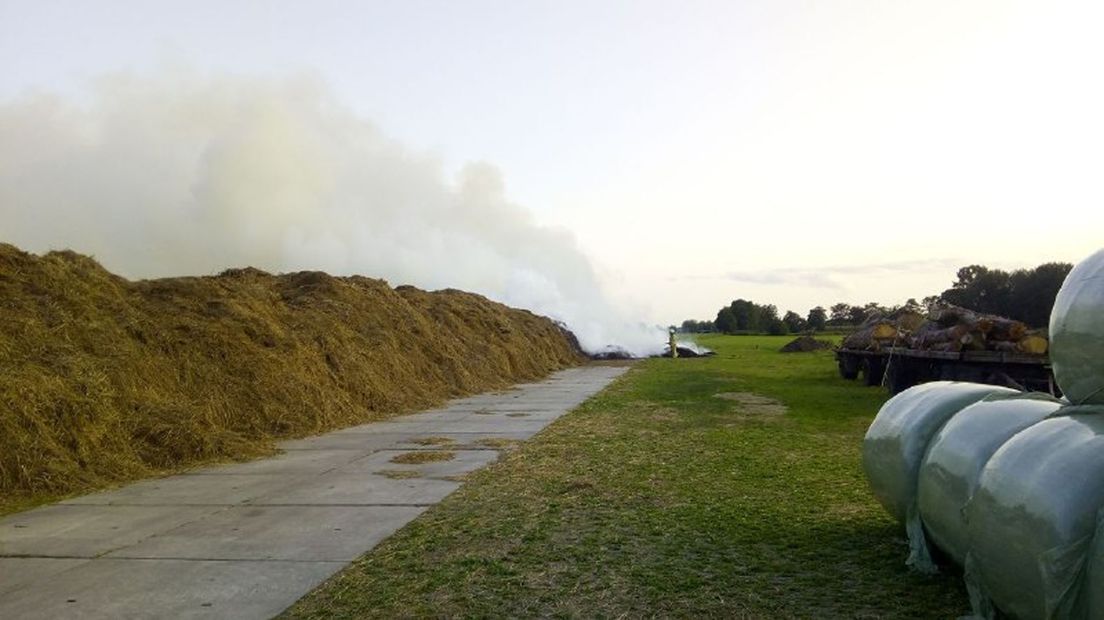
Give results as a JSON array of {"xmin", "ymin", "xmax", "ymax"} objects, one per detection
[
  {"xmin": 862, "ymin": 381, "xmax": 1018, "ymax": 571},
  {"xmin": 1050, "ymin": 248, "xmax": 1104, "ymax": 405},
  {"xmin": 916, "ymin": 393, "xmax": 1062, "ymax": 566},
  {"xmin": 1084, "ymin": 512, "xmax": 1104, "ymax": 619},
  {"xmin": 964, "ymin": 408, "xmax": 1104, "ymax": 619}
]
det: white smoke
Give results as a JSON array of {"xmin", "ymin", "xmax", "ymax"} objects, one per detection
[{"xmin": 0, "ymin": 71, "xmax": 665, "ymax": 357}]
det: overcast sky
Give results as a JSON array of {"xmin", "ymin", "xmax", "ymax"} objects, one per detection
[{"xmin": 3, "ymin": 0, "xmax": 1102, "ymax": 325}]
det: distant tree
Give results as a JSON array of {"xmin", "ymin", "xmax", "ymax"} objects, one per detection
[
  {"xmin": 902, "ymin": 298, "xmax": 923, "ymax": 313},
  {"xmin": 729, "ymin": 299, "xmax": 762, "ymax": 332},
  {"xmin": 1008, "ymin": 262, "xmax": 1072, "ymax": 326},
  {"xmin": 715, "ymin": 307, "xmax": 737, "ymax": 334},
  {"xmin": 680, "ymin": 319, "xmax": 715, "ymax": 333},
  {"xmin": 767, "ymin": 318, "xmax": 788, "ymax": 335},
  {"xmin": 760, "ymin": 304, "xmax": 780, "ymax": 324},
  {"xmin": 807, "ymin": 306, "xmax": 828, "ymax": 331},
  {"xmin": 783, "ymin": 310, "xmax": 807, "ymax": 333},
  {"xmin": 847, "ymin": 305, "xmax": 870, "ymax": 325},
  {"xmin": 941, "ymin": 265, "xmax": 1012, "ymax": 316},
  {"xmin": 712, "ymin": 299, "xmax": 796, "ymax": 334},
  {"xmin": 939, "ymin": 262, "xmax": 1072, "ymax": 326},
  {"xmin": 829, "ymin": 303, "xmax": 852, "ymax": 325}
]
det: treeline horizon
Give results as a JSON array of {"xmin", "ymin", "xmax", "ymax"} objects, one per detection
[{"xmin": 679, "ymin": 261, "xmax": 1073, "ymax": 335}]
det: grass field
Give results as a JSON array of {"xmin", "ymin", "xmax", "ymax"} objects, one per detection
[{"xmin": 285, "ymin": 335, "xmax": 969, "ymax": 618}]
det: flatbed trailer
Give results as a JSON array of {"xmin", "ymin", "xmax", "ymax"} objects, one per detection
[{"xmin": 835, "ymin": 346, "xmax": 1057, "ymax": 395}]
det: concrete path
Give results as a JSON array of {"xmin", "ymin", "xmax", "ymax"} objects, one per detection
[{"xmin": 0, "ymin": 365, "xmax": 628, "ymax": 619}]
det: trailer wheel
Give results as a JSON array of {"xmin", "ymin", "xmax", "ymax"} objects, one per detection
[
  {"xmin": 885, "ymin": 361, "xmax": 916, "ymax": 395},
  {"xmin": 838, "ymin": 355, "xmax": 860, "ymax": 380},
  {"xmin": 863, "ymin": 358, "xmax": 886, "ymax": 387}
]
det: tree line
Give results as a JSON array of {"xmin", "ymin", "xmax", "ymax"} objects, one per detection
[{"xmin": 681, "ymin": 262, "xmax": 1072, "ymax": 335}]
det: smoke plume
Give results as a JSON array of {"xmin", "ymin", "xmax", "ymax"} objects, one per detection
[{"xmin": 0, "ymin": 71, "xmax": 664, "ymax": 356}]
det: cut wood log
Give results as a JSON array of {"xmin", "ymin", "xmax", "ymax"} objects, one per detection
[
  {"xmin": 960, "ymin": 332, "xmax": 988, "ymax": 351},
  {"xmin": 894, "ymin": 312, "xmax": 925, "ymax": 332},
  {"xmin": 989, "ymin": 318, "xmax": 1027, "ymax": 342},
  {"xmin": 842, "ymin": 321, "xmax": 902, "ymax": 350},
  {"xmin": 1017, "ymin": 334, "xmax": 1049, "ymax": 355},
  {"xmin": 913, "ymin": 324, "xmax": 970, "ymax": 350},
  {"xmin": 871, "ymin": 323, "xmax": 898, "ymax": 339}
]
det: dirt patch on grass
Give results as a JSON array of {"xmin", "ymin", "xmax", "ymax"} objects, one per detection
[
  {"xmin": 390, "ymin": 450, "xmax": 456, "ymax": 464},
  {"xmin": 0, "ymin": 242, "xmax": 584, "ymax": 511},
  {"xmin": 376, "ymin": 469, "xmax": 423, "ymax": 480},
  {"xmin": 410, "ymin": 437, "xmax": 457, "ymax": 446},
  {"xmin": 714, "ymin": 392, "xmax": 788, "ymax": 416}
]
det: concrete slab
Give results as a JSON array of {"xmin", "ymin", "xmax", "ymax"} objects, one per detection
[
  {"xmin": 460, "ymin": 408, "xmax": 567, "ymax": 421},
  {"xmin": 256, "ymin": 471, "xmax": 459, "ymax": 506},
  {"xmin": 62, "ymin": 474, "xmax": 303, "ymax": 506},
  {"xmin": 106, "ymin": 505, "xmax": 425, "ymax": 562},
  {"xmin": 411, "ymin": 418, "xmax": 551, "ymax": 434},
  {"xmin": 346, "ymin": 449, "xmax": 500, "ymax": 479},
  {"xmin": 184, "ymin": 449, "xmax": 367, "ymax": 476},
  {"xmin": 390, "ymin": 431, "xmax": 535, "ymax": 450},
  {"xmin": 0, "ymin": 558, "xmax": 342, "ymax": 620},
  {"xmin": 0, "ymin": 504, "xmax": 218, "ymax": 558},
  {"xmin": 0, "ymin": 365, "xmax": 630, "ymax": 619},
  {"xmin": 0, "ymin": 558, "xmax": 88, "ymax": 596},
  {"xmin": 385, "ymin": 409, "xmax": 471, "ymax": 423},
  {"xmin": 277, "ymin": 432, "xmax": 414, "ymax": 451},
  {"xmin": 316, "ymin": 421, "xmax": 440, "ymax": 435}
]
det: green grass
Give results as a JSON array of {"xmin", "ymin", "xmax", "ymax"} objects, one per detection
[{"xmin": 284, "ymin": 335, "xmax": 969, "ymax": 618}]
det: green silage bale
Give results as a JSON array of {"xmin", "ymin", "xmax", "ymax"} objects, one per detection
[
  {"xmin": 862, "ymin": 381, "xmax": 1017, "ymax": 571},
  {"xmin": 1050, "ymin": 248, "xmax": 1104, "ymax": 405},
  {"xmin": 917, "ymin": 393, "xmax": 1061, "ymax": 566},
  {"xmin": 965, "ymin": 409, "xmax": 1104, "ymax": 619}
]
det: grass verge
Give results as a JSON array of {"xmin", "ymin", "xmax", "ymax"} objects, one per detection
[{"xmin": 285, "ymin": 335, "xmax": 968, "ymax": 618}]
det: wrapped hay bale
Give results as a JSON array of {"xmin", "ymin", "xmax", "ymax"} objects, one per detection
[
  {"xmin": 862, "ymin": 381, "xmax": 1017, "ymax": 571},
  {"xmin": 1050, "ymin": 248, "xmax": 1104, "ymax": 404},
  {"xmin": 1085, "ymin": 516, "xmax": 1104, "ymax": 619},
  {"xmin": 965, "ymin": 408, "xmax": 1104, "ymax": 619},
  {"xmin": 916, "ymin": 394, "xmax": 1062, "ymax": 566}
]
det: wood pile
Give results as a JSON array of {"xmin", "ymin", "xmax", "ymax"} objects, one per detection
[
  {"xmin": 841, "ymin": 304, "xmax": 1048, "ymax": 355},
  {"xmin": 840, "ymin": 309, "xmax": 922, "ymax": 352}
]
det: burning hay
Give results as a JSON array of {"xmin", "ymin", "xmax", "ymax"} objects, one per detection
[{"xmin": 0, "ymin": 243, "xmax": 584, "ymax": 509}]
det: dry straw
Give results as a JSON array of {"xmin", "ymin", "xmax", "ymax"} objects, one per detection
[{"xmin": 0, "ymin": 243, "xmax": 584, "ymax": 510}]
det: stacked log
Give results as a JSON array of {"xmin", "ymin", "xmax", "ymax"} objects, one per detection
[
  {"xmin": 914, "ymin": 304, "xmax": 1045, "ymax": 354},
  {"xmin": 841, "ymin": 304, "xmax": 1048, "ymax": 356},
  {"xmin": 839, "ymin": 317, "xmax": 909, "ymax": 348}
]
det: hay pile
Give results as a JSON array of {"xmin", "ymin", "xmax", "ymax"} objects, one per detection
[{"xmin": 0, "ymin": 243, "xmax": 584, "ymax": 507}]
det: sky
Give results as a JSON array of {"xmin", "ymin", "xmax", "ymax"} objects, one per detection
[{"xmin": 2, "ymin": 0, "xmax": 1102, "ymax": 332}]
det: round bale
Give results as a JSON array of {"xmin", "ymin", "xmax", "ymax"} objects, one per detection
[
  {"xmin": 862, "ymin": 381, "xmax": 1017, "ymax": 526},
  {"xmin": 965, "ymin": 410, "xmax": 1104, "ymax": 619},
  {"xmin": 1050, "ymin": 248, "xmax": 1104, "ymax": 404},
  {"xmin": 916, "ymin": 394, "xmax": 1061, "ymax": 565}
]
